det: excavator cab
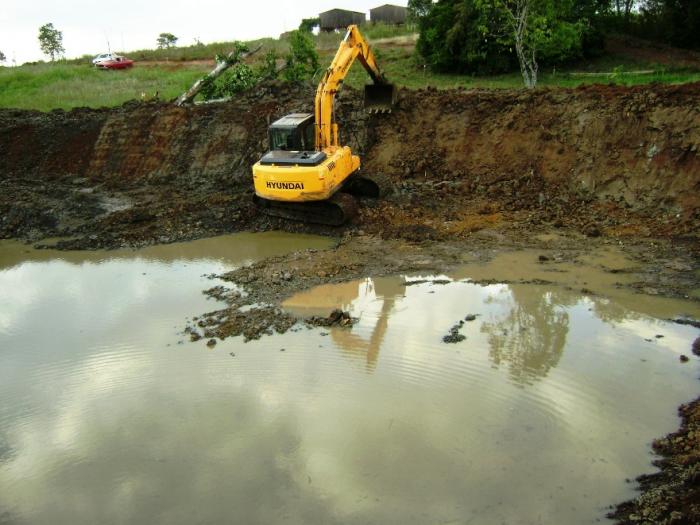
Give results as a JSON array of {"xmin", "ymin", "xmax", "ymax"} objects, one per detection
[
  {"xmin": 267, "ymin": 113, "xmax": 315, "ymax": 152},
  {"xmin": 259, "ymin": 113, "xmax": 327, "ymax": 167}
]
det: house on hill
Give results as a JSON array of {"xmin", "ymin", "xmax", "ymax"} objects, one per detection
[
  {"xmin": 370, "ymin": 4, "xmax": 408, "ymax": 25},
  {"xmin": 319, "ymin": 8, "xmax": 366, "ymax": 31}
]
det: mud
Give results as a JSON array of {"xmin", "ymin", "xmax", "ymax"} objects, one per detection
[
  {"xmin": 608, "ymin": 397, "xmax": 700, "ymax": 524},
  {"xmin": 2, "ymin": 80, "xmax": 700, "ymax": 523},
  {"xmin": 187, "ymin": 232, "xmax": 700, "ymax": 337}
]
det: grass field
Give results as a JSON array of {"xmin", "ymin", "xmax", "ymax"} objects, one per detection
[
  {"xmin": 2, "ymin": 26, "xmax": 699, "ymax": 112},
  {"xmin": 0, "ymin": 63, "xmax": 209, "ymax": 111},
  {"xmin": 63, "ymin": 23, "xmax": 416, "ymax": 63},
  {"xmin": 337, "ymin": 44, "xmax": 700, "ymax": 90}
]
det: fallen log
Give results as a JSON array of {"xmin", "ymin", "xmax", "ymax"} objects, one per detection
[{"xmin": 175, "ymin": 44, "xmax": 262, "ymax": 106}]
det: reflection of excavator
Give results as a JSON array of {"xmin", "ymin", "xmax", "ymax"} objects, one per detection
[
  {"xmin": 283, "ymin": 277, "xmax": 403, "ymax": 371},
  {"xmin": 252, "ymin": 25, "xmax": 396, "ymax": 225}
]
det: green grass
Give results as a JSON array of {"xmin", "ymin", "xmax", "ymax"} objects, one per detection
[
  {"xmin": 3, "ymin": 30, "xmax": 699, "ymax": 112},
  {"xmin": 86, "ymin": 37, "xmax": 289, "ymax": 63},
  {"xmin": 336, "ymin": 44, "xmax": 700, "ymax": 90},
  {"xmin": 314, "ymin": 22, "xmax": 417, "ymax": 49},
  {"xmin": 0, "ymin": 63, "xmax": 209, "ymax": 111},
  {"xmin": 62, "ymin": 23, "xmax": 416, "ymax": 62}
]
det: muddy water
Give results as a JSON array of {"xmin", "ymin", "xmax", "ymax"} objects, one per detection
[{"xmin": 1, "ymin": 240, "xmax": 699, "ymax": 525}]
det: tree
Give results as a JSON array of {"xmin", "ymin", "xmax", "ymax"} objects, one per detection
[
  {"xmin": 416, "ymin": 0, "xmax": 515, "ymax": 74},
  {"xmin": 0, "ymin": 51, "xmax": 6, "ymax": 63},
  {"xmin": 498, "ymin": 0, "xmax": 592, "ymax": 88},
  {"xmin": 416, "ymin": 0, "xmax": 597, "ymax": 80},
  {"xmin": 38, "ymin": 23, "xmax": 65, "ymax": 62},
  {"xmin": 259, "ymin": 50, "xmax": 280, "ymax": 80},
  {"xmin": 284, "ymin": 30, "xmax": 319, "ymax": 83},
  {"xmin": 500, "ymin": 0, "xmax": 539, "ymax": 88},
  {"xmin": 176, "ymin": 43, "xmax": 262, "ymax": 105},
  {"xmin": 614, "ymin": 0, "xmax": 637, "ymax": 18},
  {"xmin": 156, "ymin": 33, "xmax": 178, "ymax": 49},
  {"xmin": 640, "ymin": 0, "xmax": 700, "ymax": 50},
  {"xmin": 407, "ymin": 0, "xmax": 434, "ymax": 22},
  {"xmin": 299, "ymin": 17, "xmax": 320, "ymax": 32}
]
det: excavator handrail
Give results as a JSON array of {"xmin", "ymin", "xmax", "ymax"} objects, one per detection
[{"xmin": 314, "ymin": 25, "xmax": 391, "ymax": 151}]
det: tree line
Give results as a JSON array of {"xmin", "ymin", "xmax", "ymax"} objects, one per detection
[
  {"xmin": 614, "ymin": 0, "xmax": 699, "ymax": 50},
  {"xmin": 409, "ymin": 0, "xmax": 699, "ymax": 87},
  {"xmin": 0, "ymin": 25, "xmax": 183, "ymax": 66}
]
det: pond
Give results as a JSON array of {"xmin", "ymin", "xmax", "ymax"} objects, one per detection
[{"xmin": 0, "ymin": 234, "xmax": 697, "ymax": 524}]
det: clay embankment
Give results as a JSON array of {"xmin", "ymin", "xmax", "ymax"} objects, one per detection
[{"xmin": 0, "ymin": 82, "xmax": 698, "ymax": 248}]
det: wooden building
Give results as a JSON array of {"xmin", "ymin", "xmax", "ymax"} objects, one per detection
[
  {"xmin": 319, "ymin": 9, "xmax": 366, "ymax": 31},
  {"xmin": 370, "ymin": 4, "xmax": 408, "ymax": 25}
]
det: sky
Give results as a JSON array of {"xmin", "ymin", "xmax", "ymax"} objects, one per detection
[{"xmin": 0, "ymin": 0, "xmax": 408, "ymax": 65}]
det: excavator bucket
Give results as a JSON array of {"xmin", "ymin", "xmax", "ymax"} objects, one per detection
[{"xmin": 364, "ymin": 83, "xmax": 397, "ymax": 113}]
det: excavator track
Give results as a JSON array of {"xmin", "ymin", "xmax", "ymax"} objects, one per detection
[
  {"xmin": 344, "ymin": 173, "xmax": 393, "ymax": 198},
  {"xmin": 254, "ymin": 192, "xmax": 358, "ymax": 226}
]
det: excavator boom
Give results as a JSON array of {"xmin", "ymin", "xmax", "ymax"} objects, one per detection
[{"xmin": 315, "ymin": 25, "xmax": 396, "ymax": 150}]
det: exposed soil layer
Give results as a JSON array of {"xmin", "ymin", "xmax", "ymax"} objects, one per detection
[
  {"xmin": 1, "ymin": 82, "xmax": 699, "ymax": 249},
  {"xmin": 2, "ymin": 81, "xmax": 700, "ymax": 523}
]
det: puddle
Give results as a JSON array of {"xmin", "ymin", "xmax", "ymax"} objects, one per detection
[
  {"xmin": 0, "ymin": 231, "xmax": 334, "ymax": 268},
  {"xmin": 449, "ymin": 247, "xmax": 695, "ymax": 319},
  {"xmin": 0, "ymin": 239, "xmax": 698, "ymax": 525}
]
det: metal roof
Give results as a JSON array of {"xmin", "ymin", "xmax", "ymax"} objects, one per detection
[
  {"xmin": 270, "ymin": 113, "xmax": 314, "ymax": 128},
  {"xmin": 371, "ymin": 4, "xmax": 407, "ymax": 9},
  {"xmin": 319, "ymin": 8, "xmax": 366, "ymax": 16}
]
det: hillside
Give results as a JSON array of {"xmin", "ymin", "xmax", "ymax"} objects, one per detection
[{"xmin": 1, "ymin": 28, "xmax": 700, "ymax": 112}]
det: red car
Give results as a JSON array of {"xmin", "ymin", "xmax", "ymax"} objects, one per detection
[{"xmin": 96, "ymin": 56, "xmax": 134, "ymax": 69}]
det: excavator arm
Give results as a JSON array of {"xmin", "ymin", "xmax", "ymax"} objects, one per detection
[{"xmin": 314, "ymin": 25, "xmax": 395, "ymax": 150}]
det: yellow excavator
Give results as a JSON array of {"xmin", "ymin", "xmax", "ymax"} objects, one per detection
[{"xmin": 252, "ymin": 25, "xmax": 396, "ymax": 225}]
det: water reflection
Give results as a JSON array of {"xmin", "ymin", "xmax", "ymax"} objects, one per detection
[
  {"xmin": 331, "ymin": 279, "xmax": 401, "ymax": 371},
  {"xmin": 288, "ymin": 277, "xmax": 575, "ymax": 381},
  {"xmin": 286, "ymin": 264, "xmax": 700, "ymax": 384},
  {"xmin": 1, "ymin": 244, "xmax": 699, "ymax": 525},
  {"xmin": 481, "ymin": 287, "xmax": 573, "ymax": 384},
  {"xmin": 284, "ymin": 278, "xmax": 405, "ymax": 372}
]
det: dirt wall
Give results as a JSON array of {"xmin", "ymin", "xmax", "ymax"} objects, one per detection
[
  {"xmin": 363, "ymin": 84, "xmax": 700, "ymax": 216},
  {"xmin": 0, "ymin": 85, "xmax": 316, "ymax": 191},
  {"xmin": 0, "ymin": 82, "xmax": 698, "ymax": 245}
]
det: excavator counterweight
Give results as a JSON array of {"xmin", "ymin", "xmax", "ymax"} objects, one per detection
[{"xmin": 252, "ymin": 25, "xmax": 395, "ymax": 225}]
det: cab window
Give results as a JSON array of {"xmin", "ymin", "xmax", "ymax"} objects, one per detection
[
  {"xmin": 302, "ymin": 123, "xmax": 315, "ymax": 151},
  {"xmin": 270, "ymin": 128, "xmax": 297, "ymax": 151}
]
